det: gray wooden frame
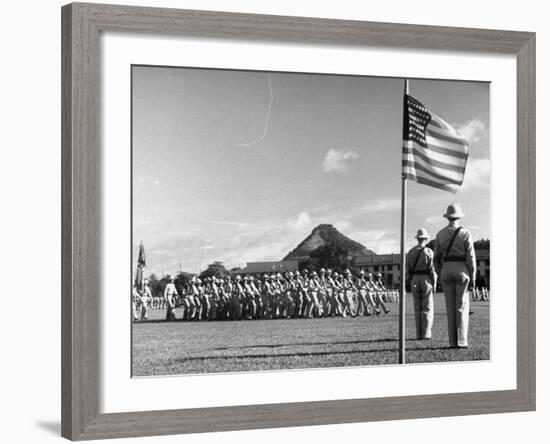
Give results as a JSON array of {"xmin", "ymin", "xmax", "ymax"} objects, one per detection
[{"xmin": 61, "ymin": 2, "xmax": 536, "ymax": 440}]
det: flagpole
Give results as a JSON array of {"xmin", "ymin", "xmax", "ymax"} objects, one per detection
[{"xmin": 399, "ymin": 79, "xmax": 409, "ymax": 364}]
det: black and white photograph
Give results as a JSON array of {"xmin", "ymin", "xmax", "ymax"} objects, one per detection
[{"xmin": 131, "ymin": 66, "xmax": 491, "ymax": 377}]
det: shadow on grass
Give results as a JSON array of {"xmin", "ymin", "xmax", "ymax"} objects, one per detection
[
  {"xmin": 174, "ymin": 345, "xmax": 458, "ymax": 362},
  {"xmin": 211, "ymin": 338, "xmax": 399, "ymax": 351}
]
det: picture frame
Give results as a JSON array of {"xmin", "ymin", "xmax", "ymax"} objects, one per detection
[{"xmin": 61, "ymin": 2, "xmax": 535, "ymax": 440}]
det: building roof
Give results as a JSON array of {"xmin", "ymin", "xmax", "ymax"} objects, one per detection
[
  {"xmin": 355, "ymin": 254, "xmax": 401, "ymax": 266},
  {"xmin": 356, "ymin": 249, "xmax": 489, "ymax": 266},
  {"xmin": 231, "ymin": 260, "xmax": 299, "ymax": 275}
]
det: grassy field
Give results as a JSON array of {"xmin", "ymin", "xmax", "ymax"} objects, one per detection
[{"xmin": 132, "ymin": 293, "xmax": 490, "ymax": 376}]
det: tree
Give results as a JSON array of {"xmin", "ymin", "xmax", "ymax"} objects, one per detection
[
  {"xmin": 474, "ymin": 238, "xmax": 490, "ymax": 250},
  {"xmin": 147, "ymin": 273, "xmax": 162, "ymax": 298},
  {"xmin": 309, "ymin": 243, "xmax": 354, "ymax": 272},
  {"xmin": 199, "ymin": 261, "xmax": 230, "ymax": 280},
  {"xmin": 175, "ymin": 271, "xmax": 194, "ymax": 294}
]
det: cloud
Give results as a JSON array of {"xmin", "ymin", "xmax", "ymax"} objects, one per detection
[
  {"xmin": 334, "ymin": 219, "xmax": 352, "ymax": 232},
  {"xmin": 456, "ymin": 118, "xmax": 489, "ymax": 156},
  {"xmin": 289, "ymin": 211, "xmax": 312, "ymax": 232},
  {"xmin": 425, "ymin": 215, "xmax": 443, "ymax": 226},
  {"xmin": 322, "ymin": 148, "xmax": 359, "ymax": 172},
  {"xmin": 457, "ymin": 118, "xmax": 486, "ymax": 144},
  {"xmin": 462, "ymin": 158, "xmax": 490, "ymax": 190},
  {"xmin": 200, "ymin": 219, "xmax": 251, "ymax": 228},
  {"xmin": 349, "ymin": 229, "xmax": 399, "ymax": 254},
  {"xmin": 360, "ymin": 198, "xmax": 401, "ymax": 213}
]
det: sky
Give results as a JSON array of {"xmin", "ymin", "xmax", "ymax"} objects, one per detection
[{"xmin": 132, "ymin": 66, "xmax": 490, "ymax": 276}]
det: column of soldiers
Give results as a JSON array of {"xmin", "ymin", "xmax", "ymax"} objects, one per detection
[{"xmin": 137, "ymin": 268, "xmax": 397, "ymax": 322}]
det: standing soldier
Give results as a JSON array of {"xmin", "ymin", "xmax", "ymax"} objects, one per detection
[
  {"xmin": 434, "ymin": 204, "xmax": 476, "ymax": 348},
  {"xmin": 164, "ymin": 275, "xmax": 178, "ymax": 321},
  {"xmin": 407, "ymin": 228, "xmax": 437, "ymax": 340}
]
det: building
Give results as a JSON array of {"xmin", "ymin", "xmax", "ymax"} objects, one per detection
[
  {"xmin": 355, "ymin": 254, "xmax": 402, "ymax": 287},
  {"xmin": 355, "ymin": 249, "xmax": 490, "ymax": 288},
  {"xmin": 231, "ymin": 260, "xmax": 299, "ymax": 277}
]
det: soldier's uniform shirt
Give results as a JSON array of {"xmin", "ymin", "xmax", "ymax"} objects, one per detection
[
  {"xmin": 434, "ymin": 225, "xmax": 477, "ymax": 347},
  {"xmin": 433, "ymin": 225, "xmax": 476, "ymax": 279},
  {"xmin": 407, "ymin": 245, "xmax": 436, "ymax": 339}
]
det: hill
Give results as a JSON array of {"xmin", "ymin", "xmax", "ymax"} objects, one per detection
[{"xmin": 283, "ymin": 224, "xmax": 375, "ymax": 261}]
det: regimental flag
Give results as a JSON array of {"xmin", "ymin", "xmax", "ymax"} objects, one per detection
[
  {"xmin": 402, "ymin": 94, "xmax": 469, "ymax": 193},
  {"xmin": 134, "ymin": 241, "xmax": 146, "ymax": 291}
]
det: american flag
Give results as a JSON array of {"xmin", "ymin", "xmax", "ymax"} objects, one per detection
[
  {"xmin": 402, "ymin": 94, "xmax": 469, "ymax": 193},
  {"xmin": 134, "ymin": 241, "xmax": 146, "ymax": 291}
]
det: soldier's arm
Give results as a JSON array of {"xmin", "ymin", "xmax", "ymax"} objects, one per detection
[
  {"xmin": 464, "ymin": 231, "xmax": 477, "ymax": 282},
  {"xmin": 433, "ymin": 237, "xmax": 442, "ymax": 275},
  {"xmin": 426, "ymin": 248, "xmax": 437, "ymax": 286}
]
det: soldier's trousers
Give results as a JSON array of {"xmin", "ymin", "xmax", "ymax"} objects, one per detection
[
  {"xmin": 411, "ymin": 276, "xmax": 434, "ymax": 339},
  {"xmin": 441, "ymin": 262, "xmax": 470, "ymax": 347}
]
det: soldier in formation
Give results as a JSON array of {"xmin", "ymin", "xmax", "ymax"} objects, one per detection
[
  {"xmin": 132, "ymin": 278, "xmax": 152, "ymax": 321},
  {"xmin": 141, "ymin": 268, "xmax": 397, "ymax": 322}
]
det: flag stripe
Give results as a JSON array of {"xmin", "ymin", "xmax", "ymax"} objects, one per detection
[
  {"xmin": 426, "ymin": 128, "xmax": 468, "ymax": 146},
  {"xmin": 402, "ymin": 152, "xmax": 464, "ymax": 183},
  {"xmin": 403, "ymin": 140, "xmax": 467, "ymax": 164},
  {"xmin": 425, "ymin": 136, "xmax": 469, "ymax": 155},
  {"xmin": 402, "ymin": 145, "xmax": 466, "ymax": 173},
  {"xmin": 427, "ymin": 123, "xmax": 469, "ymax": 150},
  {"xmin": 407, "ymin": 137, "xmax": 468, "ymax": 159},
  {"xmin": 403, "ymin": 171, "xmax": 458, "ymax": 193},
  {"xmin": 402, "ymin": 159, "xmax": 463, "ymax": 185}
]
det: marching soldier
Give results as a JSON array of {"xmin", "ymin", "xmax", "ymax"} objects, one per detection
[
  {"xmin": 164, "ymin": 275, "xmax": 178, "ymax": 321},
  {"xmin": 326, "ymin": 269, "xmax": 341, "ymax": 316},
  {"xmin": 366, "ymin": 272, "xmax": 389, "ymax": 315},
  {"xmin": 375, "ymin": 273, "xmax": 389, "ymax": 303},
  {"xmin": 434, "ymin": 204, "xmax": 476, "ymax": 348},
  {"xmin": 231, "ymin": 275, "xmax": 244, "ymax": 320},
  {"xmin": 407, "ymin": 228, "xmax": 437, "ymax": 340},
  {"xmin": 282, "ymin": 272, "xmax": 296, "ymax": 319},
  {"xmin": 356, "ymin": 270, "xmax": 374, "ymax": 316},
  {"xmin": 342, "ymin": 269, "xmax": 357, "ymax": 317},
  {"xmin": 307, "ymin": 271, "xmax": 322, "ymax": 318},
  {"xmin": 140, "ymin": 278, "xmax": 152, "ymax": 320}
]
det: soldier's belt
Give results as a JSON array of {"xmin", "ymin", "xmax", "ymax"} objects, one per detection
[
  {"xmin": 411, "ymin": 271, "xmax": 430, "ymax": 275},
  {"xmin": 444, "ymin": 256, "xmax": 467, "ymax": 262}
]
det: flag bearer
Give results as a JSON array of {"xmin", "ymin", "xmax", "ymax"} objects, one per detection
[
  {"xmin": 407, "ymin": 228, "xmax": 437, "ymax": 340},
  {"xmin": 434, "ymin": 204, "xmax": 476, "ymax": 348}
]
